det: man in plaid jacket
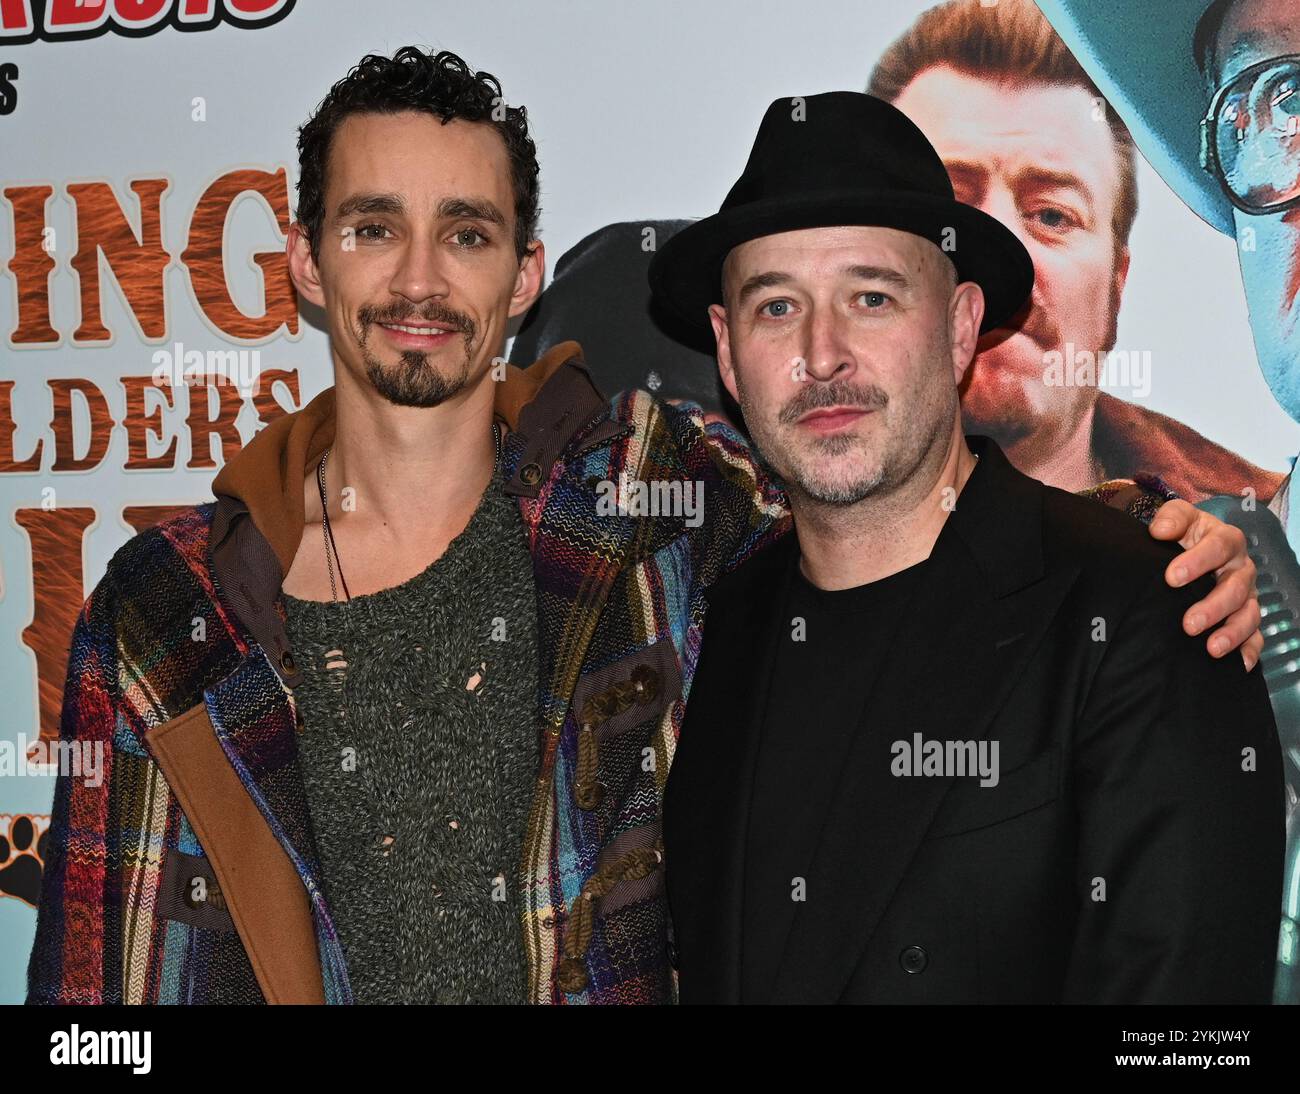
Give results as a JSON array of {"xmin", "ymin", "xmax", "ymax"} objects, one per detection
[{"xmin": 27, "ymin": 48, "xmax": 1261, "ymax": 1005}]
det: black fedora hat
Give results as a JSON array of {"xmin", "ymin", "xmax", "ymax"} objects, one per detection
[{"xmin": 648, "ymin": 91, "xmax": 1034, "ymax": 335}]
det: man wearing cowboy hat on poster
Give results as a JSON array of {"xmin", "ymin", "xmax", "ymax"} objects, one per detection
[
  {"xmin": 1038, "ymin": 0, "xmax": 1300, "ymax": 1004},
  {"xmin": 654, "ymin": 91, "xmax": 1284, "ymax": 1004}
]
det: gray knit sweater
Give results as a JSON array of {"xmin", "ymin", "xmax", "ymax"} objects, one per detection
[{"xmin": 282, "ymin": 464, "xmax": 539, "ymax": 1004}]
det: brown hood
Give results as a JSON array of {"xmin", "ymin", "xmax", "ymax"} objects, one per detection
[
  {"xmin": 1091, "ymin": 392, "xmax": 1286, "ymax": 505},
  {"xmin": 210, "ymin": 340, "xmax": 583, "ymax": 579}
]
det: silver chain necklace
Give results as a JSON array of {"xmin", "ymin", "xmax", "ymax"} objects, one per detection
[{"xmin": 316, "ymin": 422, "xmax": 503, "ymax": 604}]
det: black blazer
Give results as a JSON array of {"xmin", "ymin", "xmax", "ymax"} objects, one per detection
[{"xmin": 663, "ymin": 435, "xmax": 1283, "ymax": 1004}]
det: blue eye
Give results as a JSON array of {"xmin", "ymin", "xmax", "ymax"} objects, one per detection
[
  {"xmin": 860, "ymin": 291, "xmax": 890, "ymax": 308},
  {"xmin": 1030, "ymin": 207, "xmax": 1074, "ymax": 232},
  {"xmin": 761, "ymin": 299, "xmax": 792, "ymax": 318}
]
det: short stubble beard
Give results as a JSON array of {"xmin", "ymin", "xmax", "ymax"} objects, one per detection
[{"xmin": 738, "ymin": 375, "xmax": 892, "ymax": 506}]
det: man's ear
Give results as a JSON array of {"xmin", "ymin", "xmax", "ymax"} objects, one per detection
[
  {"xmin": 709, "ymin": 303, "xmax": 739, "ymax": 404},
  {"xmin": 287, "ymin": 222, "xmax": 326, "ymax": 310},
  {"xmin": 950, "ymin": 280, "xmax": 984, "ymax": 384},
  {"xmin": 509, "ymin": 240, "xmax": 546, "ymax": 319}
]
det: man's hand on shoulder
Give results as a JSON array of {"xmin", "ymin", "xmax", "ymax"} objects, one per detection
[{"xmin": 1147, "ymin": 498, "xmax": 1261, "ymax": 671}]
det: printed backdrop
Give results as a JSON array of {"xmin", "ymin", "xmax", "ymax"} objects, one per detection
[{"xmin": 1, "ymin": 0, "xmax": 1296, "ymax": 1003}]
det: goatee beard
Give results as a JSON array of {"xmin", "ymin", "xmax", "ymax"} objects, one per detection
[
  {"xmin": 355, "ymin": 302, "xmax": 477, "ymax": 409},
  {"xmin": 363, "ymin": 348, "xmax": 469, "ymax": 408}
]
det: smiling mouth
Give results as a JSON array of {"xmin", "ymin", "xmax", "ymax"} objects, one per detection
[
  {"xmin": 375, "ymin": 321, "xmax": 464, "ymax": 351},
  {"xmin": 380, "ymin": 322, "xmax": 457, "ymax": 336}
]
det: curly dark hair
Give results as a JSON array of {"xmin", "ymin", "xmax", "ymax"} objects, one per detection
[{"xmin": 295, "ymin": 47, "xmax": 540, "ymax": 261}]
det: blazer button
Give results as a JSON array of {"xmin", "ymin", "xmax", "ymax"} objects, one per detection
[
  {"xmin": 575, "ymin": 780, "xmax": 605, "ymax": 810},
  {"xmin": 631, "ymin": 664, "xmax": 661, "ymax": 703},
  {"xmin": 280, "ymin": 650, "xmax": 296, "ymax": 675},
  {"xmin": 899, "ymin": 945, "xmax": 928, "ymax": 974},
  {"xmin": 557, "ymin": 956, "xmax": 588, "ymax": 993},
  {"xmin": 520, "ymin": 462, "xmax": 542, "ymax": 486}
]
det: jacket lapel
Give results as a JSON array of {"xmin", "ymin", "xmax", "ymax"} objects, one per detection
[
  {"xmin": 204, "ymin": 649, "xmax": 331, "ymax": 914},
  {"xmin": 665, "ymin": 534, "xmax": 798, "ymax": 1003},
  {"xmin": 164, "ymin": 473, "xmax": 347, "ymax": 1004},
  {"xmin": 502, "ymin": 359, "xmax": 643, "ymax": 734},
  {"xmin": 145, "ymin": 650, "xmax": 335, "ymax": 1004},
  {"xmin": 192, "ymin": 486, "xmax": 346, "ymax": 1003},
  {"xmin": 767, "ymin": 438, "xmax": 1081, "ymax": 1003}
]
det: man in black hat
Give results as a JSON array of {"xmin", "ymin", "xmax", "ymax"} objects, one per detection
[{"xmin": 654, "ymin": 91, "xmax": 1284, "ymax": 1004}]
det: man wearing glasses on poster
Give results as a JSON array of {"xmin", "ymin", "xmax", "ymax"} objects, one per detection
[{"xmin": 1040, "ymin": 0, "xmax": 1300, "ymax": 1004}]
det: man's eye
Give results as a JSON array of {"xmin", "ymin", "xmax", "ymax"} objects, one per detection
[
  {"xmin": 454, "ymin": 227, "xmax": 488, "ymax": 247},
  {"xmin": 1027, "ymin": 206, "xmax": 1076, "ymax": 232},
  {"xmin": 356, "ymin": 223, "xmax": 391, "ymax": 240},
  {"xmin": 858, "ymin": 291, "xmax": 890, "ymax": 308},
  {"xmin": 760, "ymin": 299, "xmax": 793, "ymax": 318}
]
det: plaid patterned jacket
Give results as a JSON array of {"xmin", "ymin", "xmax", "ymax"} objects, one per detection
[{"xmin": 27, "ymin": 345, "xmax": 1169, "ymax": 1004}]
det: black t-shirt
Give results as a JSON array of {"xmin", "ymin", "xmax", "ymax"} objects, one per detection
[{"xmin": 741, "ymin": 547, "xmax": 930, "ymax": 1003}]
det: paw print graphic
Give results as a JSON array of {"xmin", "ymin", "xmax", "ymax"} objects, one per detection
[{"xmin": 0, "ymin": 814, "xmax": 48, "ymax": 908}]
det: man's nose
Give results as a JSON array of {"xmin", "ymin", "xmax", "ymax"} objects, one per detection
[
  {"xmin": 802, "ymin": 304, "xmax": 857, "ymax": 382},
  {"xmin": 388, "ymin": 234, "xmax": 453, "ymax": 303}
]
